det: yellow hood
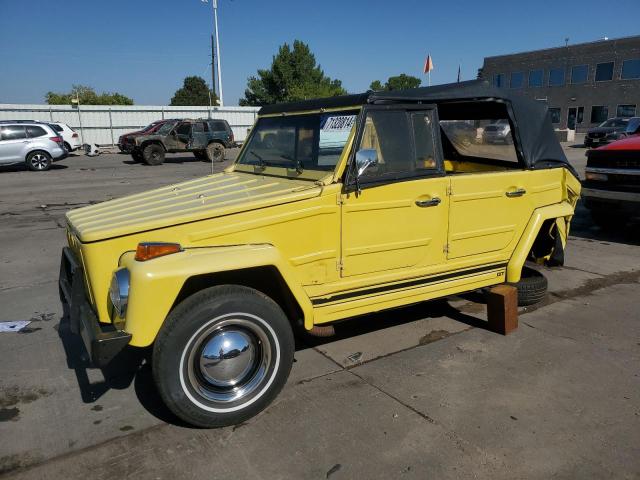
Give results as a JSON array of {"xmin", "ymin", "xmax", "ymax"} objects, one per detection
[{"xmin": 66, "ymin": 171, "xmax": 321, "ymax": 242}]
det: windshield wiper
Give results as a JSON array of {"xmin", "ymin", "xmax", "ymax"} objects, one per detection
[
  {"xmin": 279, "ymin": 154, "xmax": 303, "ymax": 174},
  {"xmin": 249, "ymin": 150, "xmax": 267, "ymax": 169}
]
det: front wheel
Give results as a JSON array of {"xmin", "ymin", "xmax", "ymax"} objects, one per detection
[
  {"xmin": 142, "ymin": 143, "xmax": 165, "ymax": 165},
  {"xmin": 152, "ymin": 285, "xmax": 294, "ymax": 428}
]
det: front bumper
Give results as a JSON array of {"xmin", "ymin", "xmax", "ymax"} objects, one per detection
[
  {"xmin": 118, "ymin": 143, "xmax": 134, "ymax": 153},
  {"xmin": 59, "ymin": 247, "xmax": 131, "ymax": 367}
]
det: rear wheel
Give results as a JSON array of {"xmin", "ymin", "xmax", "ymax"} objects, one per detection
[
  {"xmin": 153, "ymin": 285, "xmax": 294, "ymax": 428},
  {"xmin": 206, "ymin": 142, "xmax": 225, "ymax": 162},
  {"xmin": 510, "ymin": 267, "xmax": 548, "ymax": 306},
  {"xmin": 26, "ymin": 151, "xmax": 52, "ymax": 171},
  {"xmin": 142, "ymin": 143, "xmax": 165, "ymax": 165},
  {"xmin": 63, "ymin": 142, "xmax": 72, "ymax": 152}
]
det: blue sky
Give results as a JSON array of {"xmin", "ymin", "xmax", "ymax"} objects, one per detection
[{"xmin": 1, "ymin": 0, "xmax": 639, "ymax": 105}]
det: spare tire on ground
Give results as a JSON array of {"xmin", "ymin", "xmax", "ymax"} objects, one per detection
[{"xmin": 510, "ymin": 266, "xmax": 548, "ymax": 306}]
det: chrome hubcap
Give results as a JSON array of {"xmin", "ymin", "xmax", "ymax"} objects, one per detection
[
  {"xmin": 186, "ymin": 317, "xmax": 271, "ymax": 404},
  {"xmin": 199, "ymin": 329, "xmax": 255, "ymax": 387}
]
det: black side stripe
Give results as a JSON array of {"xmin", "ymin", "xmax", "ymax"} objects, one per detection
[{"xmin": 311, "ymin": 263, "xmax": 507, "ymax": 306}]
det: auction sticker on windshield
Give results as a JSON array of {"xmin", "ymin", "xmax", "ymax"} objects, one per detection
[{"xmin": 318, "ymin": 114, "xmax": 357, "ymax": 165}]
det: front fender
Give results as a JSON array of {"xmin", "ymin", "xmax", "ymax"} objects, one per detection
[
  {"xmin": 120, "ymin": 244, "xmax": 313, "ymax": 347},
  {"xmin": 506, "ymin": 201, "xmax": 575, "ymax": 283}
]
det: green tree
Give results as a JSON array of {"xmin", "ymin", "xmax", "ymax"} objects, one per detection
[
  {"xmin": 240, "ymin": 40, "xmax": 346, "ymax": 106},
  {"xmin": 170, "ymin": 76, "xmax": 217, "ymax": 106},
  {"xmin": 45, "ymin": 85, "xmax": 133, "ymax": 105},
  {"xmin": 369, "ymin": 80, "xmax": 384, "ymax": 91},
  {"xmin": 369, "ymin": 74, "xmax": 422, "ymax": 92}
]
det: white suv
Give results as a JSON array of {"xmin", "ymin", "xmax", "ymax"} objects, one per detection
[
  {"xmin": 0, "ymin": 122, "xmax": 67, "ymax": 171},
  {"xmin": 50, "ymin": 122, "xmax": 82, "ymax": 152}
]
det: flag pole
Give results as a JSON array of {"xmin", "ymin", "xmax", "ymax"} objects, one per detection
[{"xmin": 428, "ymin": 70, "xmax": 431, "ymax": 87}]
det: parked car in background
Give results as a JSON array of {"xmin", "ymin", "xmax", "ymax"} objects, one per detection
[
  {"xmin": 50, "ymin": 122, "xmax": 81, "ymax": 152},
  {"xmin": 0, "ymin": 121, "xmax": 66, "ymax": 171},
  {"xmin": 582, "ymin": 134, "xmax": 640, "ymax": 228},
  {"xmin": 130, "ymin": 118, "xmax": 235, "ymax": 165},
  {"xmin": 440, "ymin": 120, "xmax": 477, "ymax": 147},
  {"xmin": 117, "ymin": 119, "xmax": 179, "ymax": 153},
  {"xmin": 482, "ymin": 119, "xmax": 512, "ymax": 144},
  {"xmin": 584, "ymin": 117, "xmax": 629, "ymax": 147}
]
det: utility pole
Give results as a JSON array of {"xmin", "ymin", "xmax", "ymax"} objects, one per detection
[
  {"xmin": 210, "ymin": 33, "xmax": 216, "ymax": 106},
  {"xmin": 212, "ymin": 0, "xmax": 224, "ymax": 106},
  {"xmin": 202, "ymin": 0, "xmax": 224, "ymax": 106}
]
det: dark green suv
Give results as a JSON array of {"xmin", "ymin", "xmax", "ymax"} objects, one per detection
[{"xmin": 131, "ymin": 118, "xmax": 236, "ymax": 165}]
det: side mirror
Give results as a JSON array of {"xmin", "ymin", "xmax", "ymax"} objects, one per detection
[{"xmin": 355, "ymin": 149, "xmax": 378, "ymax": 177}]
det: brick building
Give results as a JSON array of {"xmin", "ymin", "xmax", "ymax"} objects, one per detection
[{"xmin": 481, "ymin": 35, "xmax": 640, "ymax": 132}]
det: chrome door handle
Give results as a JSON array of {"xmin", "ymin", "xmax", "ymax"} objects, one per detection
[
  {"xmin": 505, "ymin": 188, "xmax": 526, "ymax": 198},
  {"xmin": 416, "ymin": 197, "xmax": 441, "ymax": 207}
]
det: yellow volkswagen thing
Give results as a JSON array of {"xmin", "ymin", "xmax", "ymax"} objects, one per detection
[{"xmin": 59, "ymin": 80, "xmax": 581, "ymax": 427}]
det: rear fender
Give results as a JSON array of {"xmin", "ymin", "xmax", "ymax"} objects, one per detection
[
  {"xmin": 507, "ymin": 202, "xmax": 574, "ymax": 283},
  {"xmin": 119, "ymin": 244, "xmax": 312, "ymax": 347}
]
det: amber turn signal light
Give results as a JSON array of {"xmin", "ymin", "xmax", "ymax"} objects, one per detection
[{"xmin": 135, "ymin": 242, "xmax": 182, "ymax": 261}]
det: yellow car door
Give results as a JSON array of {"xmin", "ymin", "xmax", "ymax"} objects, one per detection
[
  {"xmin": 341, "ymin": 107, "xmax": 449, "ymax": 277},
  {"xmin": 447, "ymin": 169, "xmax": 534, "ymax": 260}
]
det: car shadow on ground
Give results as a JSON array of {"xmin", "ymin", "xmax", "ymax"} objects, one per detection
[
  {"xmin": 57, "ymin": 307, "xmax": 188, "ymax": 425},
  {"xmin": 0, "ymin": 163, "xmax": 68, "ymax": 173},
  {"xmin": 121, "ymin": 156, "xmax": 227, "ymax": 166},
  {"xmin": 57, "ymin": 293, "xmax": 488, "ymax": 428},
  {"xmin": 569, "ymin": 203, "xmax": 640, "ymax": 247},
  {"xmin": 296, "ymin": 298, "xmax": 487, "ymax": 350}
]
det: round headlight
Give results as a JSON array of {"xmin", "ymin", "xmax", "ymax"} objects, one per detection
[{"xmin": 109, "ymin": 268, "xmax": 130, "ymax": 317}]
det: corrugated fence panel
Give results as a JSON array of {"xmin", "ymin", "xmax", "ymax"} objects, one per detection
[{"xmin": 0, "ymin": 104, "xmax": 260, "ymax": 145}]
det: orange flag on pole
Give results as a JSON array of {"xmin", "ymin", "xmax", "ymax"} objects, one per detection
[{"xmin": 423, "ymin": 55, "xmax": 434, "ymax": 74}]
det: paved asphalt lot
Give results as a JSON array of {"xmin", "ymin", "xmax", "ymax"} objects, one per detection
[{"xmin": 0, "ymin": 144, "xmax": 639, "ymax": 479}]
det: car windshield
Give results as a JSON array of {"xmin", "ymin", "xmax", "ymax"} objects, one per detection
[
  {"xmin": 155, "ymin": 121, "xmax": 177, "ymax": 135},
  {"xmin": 599, "ymin": 118, "xmax": 628, "ymax": 128},
  {"xmin": 236, "ymin": 111, "xmax": 358, "ymax": 173},
  {"xmin": 143, "ymin": 122, "xmax": 163, "ymax": 133}
]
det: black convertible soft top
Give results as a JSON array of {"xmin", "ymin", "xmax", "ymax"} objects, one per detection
[{"xmin": 258, "ymin": 80, "xmax": 570, "ymax": 171}]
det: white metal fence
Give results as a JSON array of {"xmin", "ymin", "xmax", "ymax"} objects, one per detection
[{"xmin": 0, "ymin": 104, "xmax": 260, "ymax": 146}]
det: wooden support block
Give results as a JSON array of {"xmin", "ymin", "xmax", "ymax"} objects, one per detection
[{"xmin": 486, "ymin": 284, "xmax": 518, "ymax": 335}]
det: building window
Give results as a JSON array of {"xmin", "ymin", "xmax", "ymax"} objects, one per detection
[
  {"xmin": 528, "ymin": 69, "xmax": 543, "ymax": 87},
  {"xmin": 595, "ymin": 62, "xmax": 614, "ymax": 82},
  {"xmin": 577, "ymin": 106, "xmax": 584, "ymax": 124},
  {"xmin": 617, "ymin": 104, "xmax": 636, "ymax": 117},
  {"xmin": 548, "ymin": 68, "xmax": 565, "ymax": 86},
  {"xmin": 510, "ymin": 72, "xmax": 524, "ymax": 88},
  {"xmin": 571, "ymin": 65, "xmax": 589, "ymax": 84},
  {"xmin": 621, "ymin": 59, "xmax": 640, "ymax": 79},
  {"xmin": 493, "ymin": 73, "xmax": 505, "ymax": 88},
  {"xmin": 590, "ymin": 106, "xmax": 609, "ymax": 123},
  {"xmin": 548, "ymin": 108, "xmax": 561, "ymax": 124}
]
